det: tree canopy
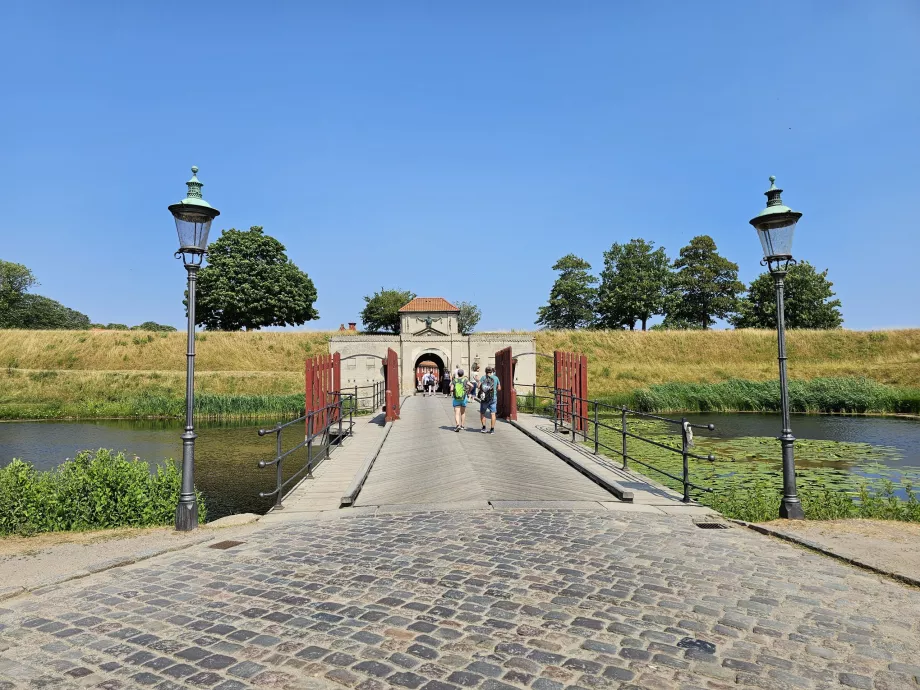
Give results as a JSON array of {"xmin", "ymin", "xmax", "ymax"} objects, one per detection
[
  {"xmin": 535, "ymin": 254, "xmax": 597, "ymax": 329},
  {"xmin": 457, "ymin": 301, "xmax": 481, "ymax": 335},
  {"xmin": 663, "ymin": 235, "xmax": 744, "ymax": 330},
  {"xmin": 731, "ymin": 261, "xmax": 843, "ymax": 329},
  {"xmin": 0, "ymin": 259, "xmax": 91, "ymax": 329},
  {"xmin": 596, "ymin": 239, "xmax": 670, "ymax": 331},
  {"xmin": 360, "ymin": 288, "xmax": 415, "ymax": 333},
  {"xmin": 196, "ymin": 226, "xmax": 319, "ymax": 331}
]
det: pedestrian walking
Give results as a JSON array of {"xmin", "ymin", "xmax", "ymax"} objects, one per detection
[
  {"xmin": 479, "ymin": 365, "xmax": 500, "ymax": 434},
  {"xmin": 451, "ymin": 368, "xmax": 470, "ymax": 431},
  {"xmin": 468, "ymin": 363, "xmax": 481, "ymax": 400},
  {"xmin": 442, "ymin": 369, "xmax": 451, "ymax": 396}
]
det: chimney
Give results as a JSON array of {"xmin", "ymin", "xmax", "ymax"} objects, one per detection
[
  {"xmin": 348, "ymin": 323, "xmax": 357, "ymax": 331},
  {"xmin": 339, "ymin": 324, "xmax": 346, "ymax": 331}
]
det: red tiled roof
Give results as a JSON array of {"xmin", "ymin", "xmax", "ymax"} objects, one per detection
[{"xmin": 398, "ymin": 297, "xmax": 460, "ymax": 313}]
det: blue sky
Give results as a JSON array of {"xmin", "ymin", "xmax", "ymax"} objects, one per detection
[{"xmin": 2, "ymin": 1, "xmax": 918, "ymax": 331}]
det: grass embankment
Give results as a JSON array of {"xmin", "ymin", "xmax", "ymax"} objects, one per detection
[
  {"xmin": 0, "ymin": 330, "xmax": 339, "ymax": 419},
  {"xmin": 533, "ymin": 329, "xmax": 920, "ymax": 414},
  {"xmin": 1, "ymin": 328, "xmax": 918, "ymax": 419}
]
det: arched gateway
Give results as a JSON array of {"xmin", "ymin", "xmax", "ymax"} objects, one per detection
[{"xmin": 328, "ymin": 297, "xmax": 536, "ymax": 396}]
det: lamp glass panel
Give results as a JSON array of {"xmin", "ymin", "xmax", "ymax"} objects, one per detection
[
  {"xmin": 755, "ymin": 217, "xmax": 797, "ymax": 259},
  {"xmin": 172, "ymin": 208, "xmax": 214, "ymax": 252}
]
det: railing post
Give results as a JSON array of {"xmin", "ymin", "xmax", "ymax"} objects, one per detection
[
  {"xmin": 349, "ymin": 393, "xmax": 354, "ymax": 435},
  {"xmin": 553, "ymin": 389, "xmax": 559, "ymax": 433},
  {"xmin": 681, "ymin": 417, "xmax": 690, "ymax": 503},
  {"xmin": 570, "ymin": 390, "xmax": 576, "ymax": 436},
  {"xmin": 593, "ymin": 401, "xmax": 599, "ymax": 454},
  {"xmin": 532, "ymin": 383, "xmax": 536, "ymax": 414},
  {"xmin": 338, "ymin": 392, "xmax": 343, "ymax": 441},
  {"xmin": 306, "ymin": 414, "xmax": 314, "ymax": 478},
  {"xmin": 274, "ymin": 424, "xmax": 283, "ymax": 509},
  {"xmin": 621, "ymin": 407, "xmax": 628, "ymax": 470}
]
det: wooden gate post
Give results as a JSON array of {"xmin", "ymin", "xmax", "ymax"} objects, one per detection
[
  {"xmin": 384, "ymin": 347, "xmax": 400, "ymax": 422},
  {"xmin": 496, "ymin": 347, "xmax": 517, "ymax": 420}
]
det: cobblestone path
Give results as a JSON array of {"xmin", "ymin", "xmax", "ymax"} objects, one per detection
[{"xmin": 2, "ymin": 510, "xmax": 920, "ymax": 689}]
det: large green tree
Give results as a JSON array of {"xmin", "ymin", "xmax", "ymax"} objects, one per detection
[
  {"xmin": 0, "ymin": 260, "xmax": 37, "ymax": 327},
  {"xmin": 10, "ymin": 295, "xmax": 91, "ymax": 330},
  {"xmin": 196, "ymin": 226, "xmax": 319, "ymax": 331},
  {"xmin": 457, "ymin": 301, "xmax": 481, "ymax": 335},
  {"xmin": 535, "ymin": 254, "xmax": 597, "ymax": 329},
  {"xmin": 596, "ymin": 239, "xmax": 670, "ymax": 331},
  {"xmin": 731, "ymin": 261, "xmax": 843, "ymax": 329},
  {"xmin": 663, "ymin": 235, "xmax": 743, "ymax": 329},
  {"xmin": 361, "ymin": 288, "xmax": 415, "ymax": 333}
]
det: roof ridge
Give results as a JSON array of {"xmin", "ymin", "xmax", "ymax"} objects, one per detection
[{"xmin": 398, "ymin": 297, "xmax": 460, "ymax": 313}]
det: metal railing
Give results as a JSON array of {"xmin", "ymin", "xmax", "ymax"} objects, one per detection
[
  {"xmin": 347, "ymin": 380, "xmax": 386, "ymax": 413},
  {"xmin": 257, "ymin": 392, "xmax": 356, "ymax": 509},
  {"xmin": 518, "ymin": 385, "xmax": 717, "ymax": 503}
]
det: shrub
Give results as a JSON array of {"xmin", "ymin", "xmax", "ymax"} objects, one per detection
[{"xmin": 0, "ymin": 450, "xmax": 206, "ymax": 535}]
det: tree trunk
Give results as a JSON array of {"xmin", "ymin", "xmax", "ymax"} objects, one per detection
[
  {"xmin": 641, "ymin": 317, "xmax": 647, "ymax": 331},
  {"xmin": 628, "ymin": 322, "xmax": 634, "ymax": 331}
]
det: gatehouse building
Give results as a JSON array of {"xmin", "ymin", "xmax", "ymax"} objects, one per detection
[{"xmin": 328, "ymin": 297, "xmax": 536, "ymax": 395}]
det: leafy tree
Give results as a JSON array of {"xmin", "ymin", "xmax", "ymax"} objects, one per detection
[
  {"xmin": 131, "ymin": 322, "xmax": 178, "ymax": 332},
  {"xmin": 664, "ymin": 235, "xmax": 743, "ymax": 329},
  {"xmin": 457, "ymin": 301, "xmax": 481, "ymax": 335},
  {"xmin": 535, "ymin": 255, "xmax": 597, "ymax": 329},
  {"xmin": 596, "ymin": 239, "xmax": 670, "ymax": 331},
  {"xmin": 361, "ymin": 288, "xmax": 415, "ymax": 333},
  {"xmin": 731, "ymin": 261, "xmax": 843, "ymax": 329},
  {"xmin": 0, "ymin": 260, "xmax": 37, "ymax": 327},
  {"xmin": 9, "ymin": 295, "xmax": 91, "ymax": 330},
  {"xmin": 106, "ymin": 323, "xmax": 129, "ymax": 330},
  {"xmin": 196, "ymin": 226, "xmax": 319, "ymax": 331}
]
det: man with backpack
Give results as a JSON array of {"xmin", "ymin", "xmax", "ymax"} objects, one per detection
[
  {"xmin": 451, "ymin": 368, "xmax": 470, "ymax": 432},
  {"xmin": 441, "ymin": 369, "xmax": 451, "ymax": 396},
  {"xmin": 478, "ymin": 366, "xmax": 500, "ymax": 434}
]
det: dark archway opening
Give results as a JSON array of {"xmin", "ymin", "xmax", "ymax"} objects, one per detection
[{"xmin": 415, "ymin": 353, "xmax": 445, "ymax": 394}]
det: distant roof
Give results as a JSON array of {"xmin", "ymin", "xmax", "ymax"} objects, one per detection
[{"xmin": 398, "ymin": 297, "xmax": 460, "ymax": 313}]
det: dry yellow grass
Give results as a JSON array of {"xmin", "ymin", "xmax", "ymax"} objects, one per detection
[
  {"xmin": 533, "ymin": 329, "xmax": 920, "ymax": 395},
  {"xmin": 0, "ymin": 328, "xmax": 917, "ymax": 406}
]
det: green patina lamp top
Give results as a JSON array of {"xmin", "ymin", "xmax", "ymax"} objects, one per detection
[
  {"xmin": 173, "ymin": 165, "xmax": 219, "ymax": 214},
  {"xmin": 749, "ymin": 175, "xmax": 800, "ymax": 228}
]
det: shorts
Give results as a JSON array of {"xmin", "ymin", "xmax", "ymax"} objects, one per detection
[
  {"xmin": 480, "ymin": 400, "xmax": 497, "ymax": 415},
  {"xmin": 452, "ymin": 397, "xmax": 468, "ymax": 408}
]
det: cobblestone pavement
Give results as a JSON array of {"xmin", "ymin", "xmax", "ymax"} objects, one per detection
[{"xmin": 2, "ymin": 510, "xmax": 920, "ymax": 690}]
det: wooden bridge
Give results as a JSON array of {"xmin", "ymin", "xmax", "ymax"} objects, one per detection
[{"xmin": 260, "ymin": 393, "xmax": 708, "ymax": 522}]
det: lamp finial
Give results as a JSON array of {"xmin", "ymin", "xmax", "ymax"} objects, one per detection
[{"xmin": 185, "ymin": 166, "xmax": 203, "ymax": 200}]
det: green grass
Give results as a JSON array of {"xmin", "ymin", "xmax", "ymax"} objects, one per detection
[
  {"xmin": 0, "ymin": 450, "xmax": 206, "ymax": 536},
  {"xmin": 626, "ymin": 378, "xmax": 920, "ymax": 415}
]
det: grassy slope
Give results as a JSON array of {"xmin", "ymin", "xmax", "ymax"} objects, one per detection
[{"xmin": 0, "ymin": 328, "xmax": 918, "ymax": 418}]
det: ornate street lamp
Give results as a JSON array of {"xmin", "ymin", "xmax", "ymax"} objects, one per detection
[
  {"xmin": 749, "ymin": 175, "xmax": 804, "ymax": 520},
  {"xmin": 168, "ymin": 166, "xmax": 220, "ymax": 531}
]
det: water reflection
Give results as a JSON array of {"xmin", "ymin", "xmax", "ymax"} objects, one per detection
[{"xmin": 0, "ymin": 418, "xmax": 312, "ymax": 521}]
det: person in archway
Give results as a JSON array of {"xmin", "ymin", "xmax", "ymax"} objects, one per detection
[
  {"xmin": 441, "ymin": 368, "xmax": 451, "ymax": 396},
  {"xmin": 424, "ymin": 370, "xmax": 436, "ymax": 396},
  {"xmin": 452, "ymin": 368, "xmax": 470, "ymax": 431},
  {"xmin": 479, "ymin": 366, "xmax": 500, "ymax": 434},
  {"xmin": 468, "ymin": 362, "xmax": 481, "ymax": 401}
]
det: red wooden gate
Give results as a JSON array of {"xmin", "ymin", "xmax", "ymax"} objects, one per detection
[
  {"xmin": 305, "ymin": 352, "xmax": 341, "ymax": 435},
  {"xmin": 554, "ymin": 350, "xmax": 588, "ymax": 434},
  {"xmin": 383, "ymin": 347, "xmax": 400, "ymax": 422},
  {"xmin": 495, "ymin": 346, "xmax": 517, "ymax": 420}
]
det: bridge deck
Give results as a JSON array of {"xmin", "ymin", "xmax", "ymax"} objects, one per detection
[{"xmin": 354, "ymin": 394, "xmax": 615, "ymax": 506}]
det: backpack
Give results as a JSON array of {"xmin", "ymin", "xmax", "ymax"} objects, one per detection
[
  {"xmin": 480, "ymin": 375, "xmax": 495, "ymax": 403},
  {"xmin": 453, "ymin": 379, "xmax": 467, "ymax": 400}
]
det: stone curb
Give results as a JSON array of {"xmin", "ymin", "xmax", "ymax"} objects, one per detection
[
  {"xmin": 0, "ymin": 534, "xmax": 215, "ymax": 601},
  {"xmin": 508, "ymin": 419, "xmax": 634, "ymax": 502},
  {"xmin": 731, "ymin": 519, "xmax": 920, "ymax": 589}
]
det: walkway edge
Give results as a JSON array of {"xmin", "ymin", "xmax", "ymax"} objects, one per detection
[
  {"xmin": 732, "ymin": 519, "xmax": 920, "ymax": 589},
  {"xmin": 340, "ymin": 421, "xmax": 394, "ymax": 507},
  {"xmin": 508, "ymin": 420, "xmax": 634, "ymax": 502}
]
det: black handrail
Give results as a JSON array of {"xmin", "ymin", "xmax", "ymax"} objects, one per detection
[
  {"xmin": 542, "ymin": 388, "xmax": 716, "ymax": 503},
  {"xmin": 257, "ymin": 392, "xmax": 360, "ymax": 509}
]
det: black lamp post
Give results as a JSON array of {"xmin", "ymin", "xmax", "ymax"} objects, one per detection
[
  {"xmin": 750, "ymin": 176, "xmax": 804, "ymax": 520},
  {"xmin": 168, "ymin": 166, "xmax": 220, "ymax": 531}
]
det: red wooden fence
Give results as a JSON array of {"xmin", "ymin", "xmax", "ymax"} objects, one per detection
[
  {"xmin": 383, "ymin": 347, "xmax": 400, "ymax": 422},
  {"xmin": 495, "ymin": 346, "xmax": 517, "ymax": 420},
  {"xmin": 305, "ymin": 352, "xmax": 341, "ymax": 435},
  {"xmin": 554, "ymin": 350, "xmax": 588, "ymax": 434}
]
